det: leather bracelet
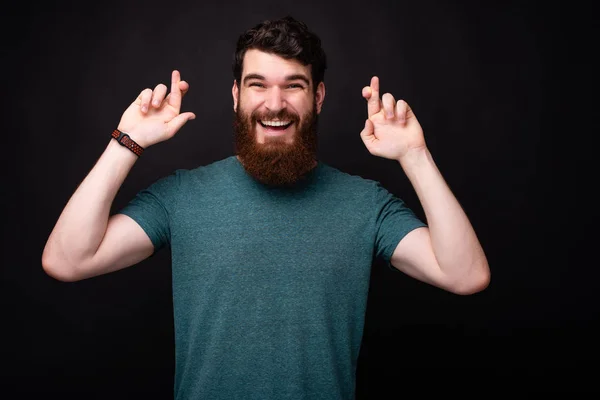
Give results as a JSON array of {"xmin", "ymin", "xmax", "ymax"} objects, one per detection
[{"xmin": 111, "ymin": 129, "xmax": 144, "ymax": 157}]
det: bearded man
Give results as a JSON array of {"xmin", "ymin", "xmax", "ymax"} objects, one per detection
[{"xmin": 42, "ymin": 15, "xmax": 490, "ymax": 400}]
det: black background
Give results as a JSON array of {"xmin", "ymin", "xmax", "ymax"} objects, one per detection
[{"xmin": 2, "ymin": 0, "xmax": 597, "ymax": 397}]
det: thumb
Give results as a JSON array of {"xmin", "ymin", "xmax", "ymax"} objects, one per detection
[
  {"xmin": 360, "ymin": 118, "xmax": 375, "ymax": 145},
  {"xmin": 166, "ymin": 112, "xmax": 196, "ymax": 137}
]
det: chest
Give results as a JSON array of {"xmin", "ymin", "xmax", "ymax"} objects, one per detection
[{"xmin": 169, "ymin": 194, "xmax": 375, "ymax": 287}]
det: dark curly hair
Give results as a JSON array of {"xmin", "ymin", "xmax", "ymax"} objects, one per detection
[{"xmin": 232, "ymin": 16, "xmax": 327, "ymax": 93}]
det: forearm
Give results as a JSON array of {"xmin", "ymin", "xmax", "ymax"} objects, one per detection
[
  {"xmin": 42, "ymin": 139, "xmax": 138, "ymax": 271},
  {"xmin": 398, "ymin": 147, "xmax": 489, "ymax": 280}
]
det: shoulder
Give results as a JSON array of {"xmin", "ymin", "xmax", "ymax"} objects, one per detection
[
  {"xmin": 315, "ymin": 163, "xmax": 410, "ymax": 210},
  {"xmin": 144, "ymin": 156, "xmax": 236, "ymax": 195},
  {"xmin": 316, "ymin": 162, "xmax": 386, "ymax": 194},
  {"xmin": 161, "ymin": 156, "xmax": 238, "ymax": 184},
  {"xmin": 192, "ymin": 156, "xmax": 239, "ymax": 174}
]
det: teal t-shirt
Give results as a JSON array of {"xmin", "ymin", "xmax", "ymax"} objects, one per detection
[{"xmin": 118, "ymin": 156, "xmax": 426, "ymax": 400}]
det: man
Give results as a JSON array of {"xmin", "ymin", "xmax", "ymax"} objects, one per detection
[{"xmin": 42, "ymin": 16, "xmax": 489, "ymax": 400}]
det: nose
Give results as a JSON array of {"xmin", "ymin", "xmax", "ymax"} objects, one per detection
[{"xmin": 264, "ymin": 87, "xmax": 286, "ymax": 112}]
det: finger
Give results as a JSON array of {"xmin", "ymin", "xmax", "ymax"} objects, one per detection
[
  {"xmin": 367, "ymin": 76, "xmax": 381, "ymax": 117},
  {"xmin": 395, "ymin": 99, "xmax": 412, "ymax": 124},
  {"xmin": 381, "ymin": 93, "xmax": 396, "ymax": 120},
  {"xmin": 151, "ymin": 83, "xmax": 168, "ymax": 108},
  {"xmin": 165, "ymin": 112, "xmax": 196, "ymax": 138},
  {"xmin": 362, "ymin": 86, "xmax": 371, "ymax": 100},
  {"xmin": 168, "ymin": 70, "xmax": 183, "ymax": 110},
  {"xmin": 138, "ymin": 88, "xmax": 153, "ymax": 113},
  {"xmin": 179, "ymin": 80, "xmax": 190, "ymax": 97},
  {"xmin": 165, "ymin": 80, "xmax": 191, "ymax": 106},
  {"xmin": 359, "ymin": 118, "xmax": 376, "ymax": 144}
]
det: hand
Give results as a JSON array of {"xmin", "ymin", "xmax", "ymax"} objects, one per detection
[
  {"xmin": 360, "ymin": 76, "xmax": 426, "ymax": 161},
  {"xmin": 117, "ymin": 70, "xmax": 196, "ymax": 148}
]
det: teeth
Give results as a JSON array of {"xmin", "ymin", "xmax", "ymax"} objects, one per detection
[{"xmin": 261, "ymin": 120, "xmax": 290, "ymax": 127}]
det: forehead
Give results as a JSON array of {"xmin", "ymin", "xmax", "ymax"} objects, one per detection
[{"xmin": 242, "ymin": 49, "xmax": 311, "ymax": 82}]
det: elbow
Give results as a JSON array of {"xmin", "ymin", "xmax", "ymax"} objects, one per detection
[
  {"xmin": 41, "ymin": 251, "xmax": 80, "ymax": 283},
  {"xmin": 451, "ymin": 263, "xmax": 491, "ymax": 296}
]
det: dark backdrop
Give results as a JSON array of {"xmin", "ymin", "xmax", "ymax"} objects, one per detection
[{"xmin": 2, "ymin": 0, "xmax": 596, "ymax": 397}]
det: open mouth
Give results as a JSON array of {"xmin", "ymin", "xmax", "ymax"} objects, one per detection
[{"xmin": 258, "ymin": 120, "xmax": 294, "ymax": 131}]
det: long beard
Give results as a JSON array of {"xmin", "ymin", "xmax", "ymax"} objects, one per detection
[{"xmin": 233, "ymin": 103, "xmax": 318, "ymax": 187}]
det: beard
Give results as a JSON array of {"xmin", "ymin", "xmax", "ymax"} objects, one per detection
[{"xmin": 233, "ymin": 102, "xmax": 319, "ymax": 187}]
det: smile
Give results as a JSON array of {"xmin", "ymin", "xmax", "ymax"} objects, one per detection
[{"xmin": 259, "ymin": 120, "xmax": 293, "ymax": 129}]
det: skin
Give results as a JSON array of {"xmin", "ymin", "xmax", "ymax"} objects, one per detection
[
  {"xmin": 43, "ymin": 52, "xmax": 490, "ymax": 295},
  {"xmin": 41, "ymin": 71, "xmax": 194, "ymax": 281},
  {"xmin": 232, "ymin": 49, "xmax": 325, "ymax": 146},
  {"xmin": 361, "ymin": 77, "xmax": 491, "ymax": 295},
  {"xmin": 233, "ymin": 50, "xmax": 490, "ymax": 294},
  {"xmin": 117, "ymin": 71, "xmax": 196, "ymax": 148}
]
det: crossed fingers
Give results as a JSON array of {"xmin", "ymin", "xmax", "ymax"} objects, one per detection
[
  {"xmin": 362, "ymin": 76, "xmax": 408, "ymax": 122},
  {"xmin": 136, "ymin": 70, "xmax": 189, "ymax": 113}
]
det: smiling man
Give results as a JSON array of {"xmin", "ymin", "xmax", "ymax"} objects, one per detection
[
  {"xmin": 232, "ymin": 45, "xmax": 325, "ymax": 186},
  {"xmin": 42, "ymin": 16, "xmax": 490, "ymax": 400}
]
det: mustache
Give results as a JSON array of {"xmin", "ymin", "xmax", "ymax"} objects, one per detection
[{"xmin": 250, "ymin": 109, "xmax": 299, "ymax": 123}]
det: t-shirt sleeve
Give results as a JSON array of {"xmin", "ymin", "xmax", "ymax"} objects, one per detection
[
  {"xmin": 373, "ymin": 182, "xmax": 428, "ymax": 263},
  {"xmin": 117, "ymin": 172, "xmax": 180, "ymax": 251}
]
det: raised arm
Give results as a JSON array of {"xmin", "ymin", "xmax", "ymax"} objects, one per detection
[
  {"xmin": 42, "ymin": 70, "xmax": 195, "ymax": 282},
  {"xmin": 360, "ymin": 76, "xmax": 490, "ymax": 295}
]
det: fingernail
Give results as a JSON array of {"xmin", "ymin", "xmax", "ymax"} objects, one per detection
[{"xmin": 141, "ymin": 106, "xmax": 147, "ymax": 112}]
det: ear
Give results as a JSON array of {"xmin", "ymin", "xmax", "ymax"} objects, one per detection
[
  {"xmin": 315, "ymin": 81, "xmax": 326, "ymax": 114},
  {"xmin": 232, "ymin": 80, "xmax": 239, "ymax": 112}
]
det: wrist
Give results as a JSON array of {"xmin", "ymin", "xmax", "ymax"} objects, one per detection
[
  {"xmin": 111, "ymin": 129, "xmax": 145, "ymax": 157},
  {"xmin": 107, "ymin": 136, "xmax": 138, "ymax": 155},
  {"xmin": 397, "ymin": 146, "xmax": 430, "ymax": 167}
]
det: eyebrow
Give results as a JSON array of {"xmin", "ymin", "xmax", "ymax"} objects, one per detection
[{"xmin": 242, "ymin": 73, "xmax": 310, "ymax": 86}]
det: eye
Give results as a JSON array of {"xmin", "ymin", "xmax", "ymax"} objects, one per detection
[
  {"xmin": 249, "ymin": 82, "xmax": 265, "ymax": 88},
  {"xmin": 287, "ymin": 83, "xmax": 304, "ymax": 89}
]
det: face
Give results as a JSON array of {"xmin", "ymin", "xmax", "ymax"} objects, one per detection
[
  {"xmin": 232, "ymin": 49, "xmax": 326, "ymax": 186},
  {"xmin": 233, "ymin": 49, "xmax": 325, "ymax": 145}
]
